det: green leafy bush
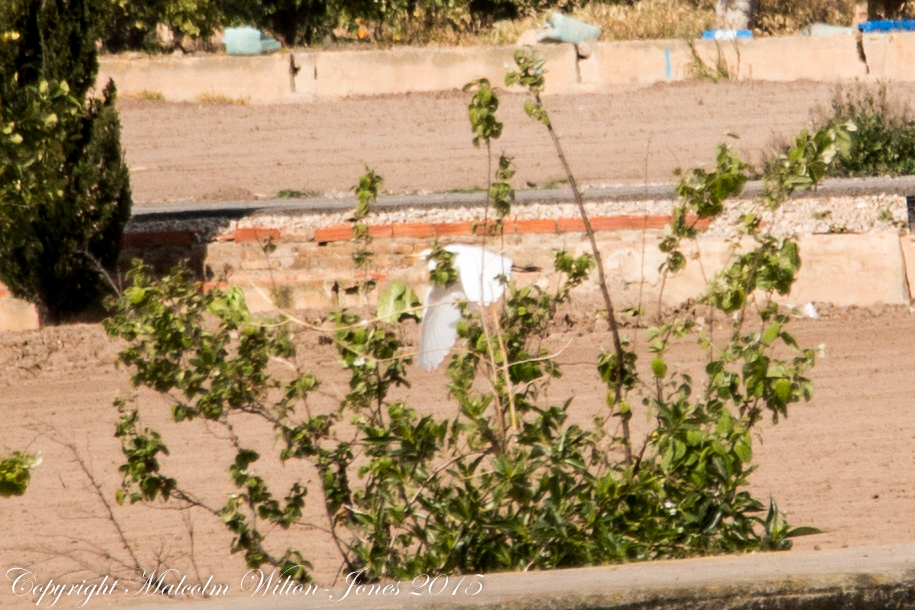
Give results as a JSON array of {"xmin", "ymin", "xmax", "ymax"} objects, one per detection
[
  {"xmin": 96, "ymin": 0, "xmax": 879, "ymax": 51},
  {"xmin": 755, "ymin": 0, "xmax": 858, "ymax": 34},
  {"xmin": 102, "ymin": 53, "xmax": 846, "ymax": 583},
  {"xmin": 764, "ymin": 83, "xmax": 915, "ymax": 178},
  {"xmin": 0, "ymin": 451, "xmax": 37, "ymax": 497},
  {"xmin": 824, "ymin": 83, "xmax": 915, "ymax": 178},
  {"xmin": 220, "ymin": 0, "xmax": 330, "ymax": 47},
  {"xmin": 101, "ymin": 0, "xmax": 226, "ymax": 52},
  {"xmin": 0, "ymin": 0, "xmax": 132, "ymax": 322}
]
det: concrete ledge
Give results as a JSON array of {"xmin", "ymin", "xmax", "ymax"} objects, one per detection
[
  {"xmin": 793, "ymin": 233, "xmax": 909, "ymax": 306},
  {"xmin": 131, "ymin": 176, "xmax": 915, "ymax": 221},
  {"xmin": 202, "ymin": 222, "xmax": 913, "ymax": 313},
  {"xmin": 97, "ymin": 33, "xmax": 915, "ymax": 105},
  {"xmin": 2, "ymin": 212, "xmax": 912, "ymax": 331},
  {"xmin": 98, "ymin": 53, "xmax": 295, "ymax": 104},
  {"xmin": 312, "ymin": 45, "xmax": 577, "ymax": 98},
  {"xmin": 0, "ymin": 291, "xmax": 39, "ymax": 332},
  {"xmin": 125, "ymin": 543, "xmax": 915, "ymax": 610}
]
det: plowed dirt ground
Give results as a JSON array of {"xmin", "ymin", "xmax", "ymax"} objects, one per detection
[
  {"xmin": 118, "ymin": 80, "xmax": 900, "ymax": 204},
  {"xmin": 3, "ymin": 79, "xmax": 915, "ymax": 607},
  {"xmin": 2, "ymin": 304, "xmax": 914, "ymax": 606}
]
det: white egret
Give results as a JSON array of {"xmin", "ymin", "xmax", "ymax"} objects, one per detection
[{"xmin": 415, "ymin": 245, "xmax": 513, "ymax": 371}]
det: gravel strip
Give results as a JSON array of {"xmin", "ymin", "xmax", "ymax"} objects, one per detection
[{"xmin": 126, "ymin": 193, "xmax": 910, "ymax": 241}]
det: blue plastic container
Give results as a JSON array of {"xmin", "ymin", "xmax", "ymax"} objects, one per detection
[
  {"xmin": 547, "ymin": 13, "xmax": 602, "ymax": 44},
  {"xmin": 223, "ymin": 27, "xmax": 282, "ymax": 55},
  {"xmin": 858, "ymin": 20, "xmax": 915, "ymax": 33},
  {"xmin": 701, "ymin": 29, "xmax": 754, "ymax": 40}
]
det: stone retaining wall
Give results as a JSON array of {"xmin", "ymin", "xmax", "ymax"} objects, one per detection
[
  {"xmin": 97, "ymin": 33, "xmax": 915, "ymax": 104},
  {"xmin": 2, "ymin": 199, "xmax": 912, "ymax": 331},
  {"xmin": 198, "ymin": 217, "xmax": 912, "ymax": 314}
]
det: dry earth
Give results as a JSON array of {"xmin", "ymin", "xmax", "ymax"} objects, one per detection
[
  {"xmin": 3, "ymin": 79, "xmax": 915, "ymax": 607},
  {"xmin": 1, "ymin": 304, "xmax": 915, "ymax": 606},
  {"xmin": 118, "ymin": 80, "xmax": 915, "ymax": 205}
]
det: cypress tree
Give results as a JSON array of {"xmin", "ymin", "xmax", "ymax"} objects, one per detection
[{"xmin": 0, "ymin": 0, "xmax": 131, "ymax": 323}]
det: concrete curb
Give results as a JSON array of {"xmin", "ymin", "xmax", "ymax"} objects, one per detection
[
  {"xmin": 131, "ymin": 176, "xmax": 915, "ymax": 221},
  {"xmin": 123, "ymin": 543, "xmax": 915, "ymax": 610},
  {"xmin": 99, "ymin": 33, "xmax": 915, "ymax": 104},
  {"xmin": 200, "ymin": 227, "xmax": 911, "ymax": 314},
  {"xmin": 5, "ymin": 179, "xmax": 915, "ymax": 332}
]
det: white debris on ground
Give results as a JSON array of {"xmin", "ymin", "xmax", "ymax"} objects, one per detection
[
  {"xmin": 802, "ymin": 302, "xmax": 822, "ymax": 320},
  {"xmin": 126, "ymin": 193, "xmax": 910, "ymax": 241}
]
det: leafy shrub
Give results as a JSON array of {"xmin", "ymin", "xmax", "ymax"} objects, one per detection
[
  {"xmin": 100, "ymin": 0, "xmax": 225, "ymax": 52},
  {"xmin": 0, "ymin": 451, "xmax": 37, "ymax": 497},
  {"xmin": 0, "ymin": 0, "xmax": 132, "ymax": 322},
  {"xmin": 755, "ymin": 0, "xmax": 858, "ymax": 34},
  {"xmin": 222, "ymin": 0, "xmax": 330, "ymax": 47},
  {"xmin": 824, "ymin": 83, "xmax": 915, "ymax": 177},
  {"xmin": 102, "ymin": 52, "xmax": 846, "ymax": 583},
  {"xmin": 487, "ymin": 0, "xmax": 716, "ymax": 45},
  {"xmin": 95, "ymin": 0, "xmax": 876, "ymax": 50}
]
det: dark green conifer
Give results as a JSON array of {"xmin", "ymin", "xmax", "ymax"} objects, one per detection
[{"xmin": 0, "ymin": 0, "xmax": 131, "ymax": 322}]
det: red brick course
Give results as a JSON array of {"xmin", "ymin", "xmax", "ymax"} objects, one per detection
[
  {"xmin": 392, "ymin": 223, "xmax": 435, "ymax": 238},
  {"xmin": 201, "ymin": 214, "xmax": 712, "ymax": 247},
  {"xmin": 432, "ymin": 222, "xmax": 474, "ymax": 237},
  {"xmin": 317, "ymin": 215, "xmax": 698, "ymax": 243},
  {"xmin": 234, "ymin": 227, "xmax": 281, "ymax": 243},
  {"xmin": 315, "ymin": 226, "xmax": 353, "ymax": 243},
  {"xmin": 513, "ymin": 219, "xmax": 558, "ymax": 234}
]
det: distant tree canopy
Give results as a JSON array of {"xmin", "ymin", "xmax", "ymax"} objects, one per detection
[
  {"xmin": 0, "ymin": 0, "xmax": 132, "ymax": 322},
  {"xmin": 98, "ymin": 0, "xmax": 616, "ymax": 50},
  {"xmin": 96, "ymin": 0, "xmax": 897, "ymax": 51}
]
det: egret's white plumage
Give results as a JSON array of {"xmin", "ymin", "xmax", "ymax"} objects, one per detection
[
  {"xmin": 417, "ymin": 283, "xmax": 466, "ymax": 372},
  {"xmin": 416, "ymin": 245, "xmax": 513, "ymax": 371}
]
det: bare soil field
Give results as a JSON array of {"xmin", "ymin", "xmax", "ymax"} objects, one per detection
[
  {"xmin": 4, "ymin": 78, "xmax": 915, "ymax": 607},
  {"xmin": 1, "ymin": 304, "xmax": 915, "ymax": 606},
  {"xmin": 119, "ymin": 80, "xmax": 909, "ymax": 205}
]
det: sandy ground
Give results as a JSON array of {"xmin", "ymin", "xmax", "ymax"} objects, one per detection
[
  {"xmin": 3, "ymin": 79, "xmax": 915, "ymax": 606},
  {"xmin": 119, "ymin": 80, "xmax": 904, "ymax": 205},
  {"xmin": 1, "ymin": 304, "xmax": 915, "ymax": 606}
]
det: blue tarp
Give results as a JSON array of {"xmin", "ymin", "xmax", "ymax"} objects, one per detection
[
  {"xmin": 223, "ymin": 27, "xmax": 282, "ymax": 55},
  {"xmin": 701, "ymin": 29, "xmax": 754, "ymax": 40},
  {"xmin": 858, "ymin": 20, "xmax": 915, "ymax": 33},
  {"xmin": 539, "ymin": 13, "xmax": 602, "ymax": 45}
]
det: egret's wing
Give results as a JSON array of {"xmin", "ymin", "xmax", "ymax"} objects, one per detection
[
  {"xmin": 453, "ymin": 247, "xmax": 513, "ymax": 305},
  {"xmin": 418, "ymin": 284, "xmax": 466, "ymax": 371}
]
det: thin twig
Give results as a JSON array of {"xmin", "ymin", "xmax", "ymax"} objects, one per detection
[
  {"xmin": 61, "ymin": 440, "xmax": 142, "ymax": 571},
  {"xmin": 534, "ymin": 91, "xmax": 632, "ymax": 462},
  {"xmin": 478, "ymin": 302, "xmax": 508, "ymax": 447},
  {"xmin": 406, "ymin": 451, "xmax": 486, "ymax": 508},
  {"xmin": 181, "ymin": 512, "xmax": 210, "ymax": 598},
  {"xmin": 635, "ymin": 135, "xmax": 652, "ymax": 342},
  {"xmin": 491, "ymin": 306, "xmax": 518, "ymax": 430},
  {"xmin": 80, "ymin": 248, "xmax": 121, "ymax": 296}
]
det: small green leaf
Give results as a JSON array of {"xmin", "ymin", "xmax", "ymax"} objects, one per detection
[
  {"xmin": 786, "ymin": 526, "xmax": 823, "ymax": 538},
  {"xmin": 651, "ymin": 357, "xmax": 668, "ymax": 379},
  {"xmin": 774, "ymin": 378, "xmax": 792, "ymax": 403}
]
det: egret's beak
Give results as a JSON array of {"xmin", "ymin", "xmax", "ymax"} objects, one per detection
[{"xmin": 408, "ymin": 251, "xmax": 429, "ymax": 261}]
